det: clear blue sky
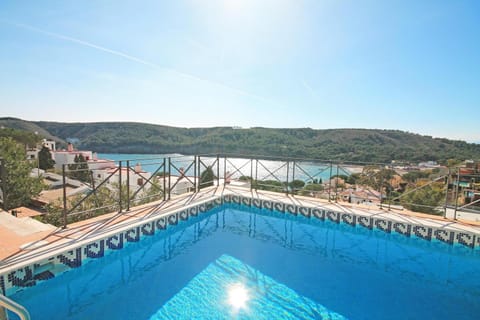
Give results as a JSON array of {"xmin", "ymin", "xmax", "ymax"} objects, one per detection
[{"xmin": 0, "ymin": 0, "xmax": 479, "ymax": 142}]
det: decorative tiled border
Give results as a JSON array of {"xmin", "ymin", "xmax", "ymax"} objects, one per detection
[
  {"xmin": 221, "ymin": 195, "xmax": 479, "ymax": 250},
  {"xmin": 0, "ymin": 197, "xmax": 221, "ymax": 296},
  {"xmin": 1, "ymin": 193, "xmax": 479, "ymax": 296}
]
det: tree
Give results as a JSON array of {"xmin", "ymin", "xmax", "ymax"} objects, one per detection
[
  {"xmin": 199, "ymin": 166, "xmax": 215, "ymax": 189},
  {"xmin": 38, "ymin": 146, "xmax": 55, "ymax": 170},
  {"xmin": 289, "ymin": 179, "xmax": 305, "ymax": 190},
  {"xmin": 358, "ymin": 166, "xmax": 396, "ymax": 191},
  {"xmin": 252, "ymin": 179, "xmax": 284, "ymax": 192},
  {"xmin": 402, "ymin": 171, "xmax": 429, "ymax": 184},
  {"xmin": 299, "ymin": 182, "xmax": 324, "ymax": 196},
  {"xmin": 346, "ymin": 173, "xmax": 360, "ymax": 185},
  {"xmin": 400, "ymin": 182, "xmax": 445, "ymax": 215},
  {"xmin": 68, "ymin": 154, "xmax": 91, "ymax": 183},
  {"xmin": 0, "ymin": 127, "xmax": 39, "ymax": 147},
  {"xmin": 0, "ymin": 137, "xmax": 43, "ymax": 210}
]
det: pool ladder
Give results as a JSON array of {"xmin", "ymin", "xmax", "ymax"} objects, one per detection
[{"xmin": 0, "ymin": 294, "xmax": 30, "ymax": 320}]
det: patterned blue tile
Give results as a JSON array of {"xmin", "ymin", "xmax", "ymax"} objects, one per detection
[
  {"xmin": 198, "ymin": 204, "xmax": 207, "ymax": 213},
  {"xmin": 33, "ymin": 270, "xmax": 54, "ymax": 281},
  {"xmin": 167, "ymin": 213, "xmax": 178, "ymax": 226},
  {"xmin": 141, "ymin": 222, "xmax": 155, "ymax": 236},
  {"xmin": 58, "ymin": 249, "xmax": 82, "ymax": 268},
  {"xmin": 358, "ymin": 216, "xmax": 373, "ymax": 229},
  {"xmin": 223, "ymin": 194, "xmax": 232, "ymax": 203},
  {"xmin": 252, "ymin": 198, "xmax": 262, "ymax": 208},
  {"xmin": 340, "ymin": 213, "xmax": 356, "ymax": 226},
  {"xmin": 456, "ymin": 232, "xmax": 475, "ymax": 248},
  {"xmin": 241, "ymin": 197, "xmax": 252, "ymax": 206},
  {"xmin": 189, "ymin": 206, "xmax": 199, "ymax": 217},
  {"xmin": 8, "ymin": 267, "xmax": 34, "ymax": 288},
  {"xmin": 273, "ymin": 202, "xmax": 285, "ymax": 213},
  {"xmin": 214, "ymin": 197, "xmax": 223, "ymax": 206},
  {"xmin": 285, "ymin": 204, "xmax": 298, "ymax": 216},
  {"xmin": 262, "ymin": 200, "xmax": 273, "ymax": 210},
  {"xmin": 0, "ymin": 275, "xmax": 5, "ymax": 295},
  {"xmin": 125, "ymin": 227, "xmax": 140, "ymax": 242},
  {"xmin": 232, "ymin": 195, "xmax": 241, "ymax": 204},
  {"xmin": 433, "ymin": 229, "xmax": 454, "ymax": 244},
  {"xmin": 106, "ymin": 234, "xmax": 124, "ymax": 250},
  {"xmin": 84, "ymin": 240, "xmax": 105, "ymax": 258},
  {"xmin": 179, "ymin": 209, "xmax": 189, "ymax": 221},
  {"xmin": 298, "ymin": 206, "xmax": 311, "ymax": 218},
  {"xmin": 413, "ymin": 226, "xmax": 432, "ymax": 241},
  {"xmin": 326, "ymin": 211, "xmax": 340, "ymax": 223},
  {"xmin": 205, "ymin": 200, "xmax": 215, "ymax": 211},
  {"xmin": 374, "ymin": 219, "xmax": 392, "ymax": 233},
  {"xmin": 393, "ymin": 222, "xmax": 411, "ymax": 237},
  {"xmin": 156, "ymin": 217, "xmax": 167, "ymax": 230},
  {"xmin": 311, "ymin": 208, "xmax": 325, "ymax": 220}
]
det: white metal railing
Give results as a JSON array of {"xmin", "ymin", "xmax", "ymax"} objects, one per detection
[{"xmin": 0, "ymin": 294, "xmax": 30, "ymax": 320}]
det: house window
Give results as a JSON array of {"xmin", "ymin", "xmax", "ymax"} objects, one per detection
[{"xmin": 137, "ymin": 178, "xmax": 143, "ymax": 186}]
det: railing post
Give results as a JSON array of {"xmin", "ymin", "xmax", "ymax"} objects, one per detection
[
  {"xmin": 126, "ymin": 160, "xmax": 130, "ymax": 211},
  {"xmin": 224, "ymin": 156, "xmax": 227, "ymax": 186},
  {"xmin": 387, "ymin": 166, "xmax": 391, "ymax": 210},
  {"xmin": 163, "ymin": 158, "xmax": 166, "ymax": 201},
  {"xmin": 62, "ymin": 164, "xmax": 67, "ymax": 229},
  {"xmin": 335, "ymin": 163, "xmax": 339, "ymax": 202},
  {"xmin": 388, "ymin": 191, "xmax": 391, "ymax": 211},
  {"xmin": 292, "ymin": 161, "xmax": 296, "ymax": 196},
  {"xmin": 286, "ymin": 160, "xmax": 290, "ymax": 195},
  {"xmin": 194, "ymin": 156, "xmax": 197, "ymax": 192},
  {"xmin": 454, "ymin": 167, "xmax": 460, "ymax": 220},
  {"xmin": 0, "ymin": 158, "xmax": 7, "ymax": 211},
  {"xmin": 379, "ymin": 170, "xmax": 384, "ymax": 209},
  {"xmin": 328, "ymin": 162, "xmax": 333, "ymax": 202},
  {"xmin": 216, "ymin": 154, "xmax": 220, "ymax": 187},
  {"xmin": 250, "ymin": 158, "xmax": 253, "ymax": 192},
  {"xmin": 168, "ymin": 157, "xmax": 171, "ymax": 200},
  {"xmin": 118, "ymin": 161, "xmax": 122, "ymax": 213},
  {"xmin": 255, "ymin": 159, "xmax": 259, "ymax": 192},
  {"xmin": 444, "ymin": 168, "xmax": 450, "ymax": 218},
  {"xmin": 197, "ymin": 155, "xmax": 201, "ymax": 192}
]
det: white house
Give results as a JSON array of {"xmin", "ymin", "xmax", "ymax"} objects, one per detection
[
  {"xmin": 168, "ymin": 175, "xmax": 196, "ymax": 195},
  {"xmin": 42, "ymin": 139, "xmax": 56, "ymax": 152},
  {"xmin": 53, "ymin": 143, "xmax": 93, "ymax": 170},
  {"xmin": 25, "ymin": 139, "xmax": 57, "ymax": 160},
  {"xmin": 92, "ymin": 164, "xmax": 153, "ymax": 194},
  {"xmin": 88, "ymin": 158, "xmax": 116, "ymax": 171}
]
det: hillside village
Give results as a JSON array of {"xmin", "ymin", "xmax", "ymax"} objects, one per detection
[{"xmin": 2, "ymin": 135, "xmax": 480, "ymax": 224}]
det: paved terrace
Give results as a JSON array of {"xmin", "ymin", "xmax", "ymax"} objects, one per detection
[{"xmin": 1, "ymin": 186, "xmax": 480, "ymax": 270}]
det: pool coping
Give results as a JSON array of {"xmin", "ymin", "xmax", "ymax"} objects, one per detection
[{"xmin": 1, "ymin": 187, "xmax": 479, "ymax": 296}]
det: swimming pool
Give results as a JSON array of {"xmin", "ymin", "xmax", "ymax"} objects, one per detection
[{"xmin": 4, "ymin": 200, "xmax": 480, "ymax": 319}]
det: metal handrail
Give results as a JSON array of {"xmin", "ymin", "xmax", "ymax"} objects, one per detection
[{"xmin": 0, "ymin": 294, "xmax": 31, "ymax": 320}]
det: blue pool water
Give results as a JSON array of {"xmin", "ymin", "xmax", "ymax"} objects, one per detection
[{"xmin": 8, "ymin": 205, "xmax": 480, "ymax": 319}]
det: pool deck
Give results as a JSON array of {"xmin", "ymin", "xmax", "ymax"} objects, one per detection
[{"xmin": 1, "ymin": 186, "xmax": 480, "ymax": 270}]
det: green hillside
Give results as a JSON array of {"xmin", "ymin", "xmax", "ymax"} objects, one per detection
[
  {"xmin": 0, "ymin": 117, "xmax": 65, "ymax": 145},
  {"xmin": 1, "ymin": 117, "xmax": 479, "ymax": 163}
]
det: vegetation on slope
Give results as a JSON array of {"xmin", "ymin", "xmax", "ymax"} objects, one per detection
[
  {"xmin": 1, "ymin": 118, "xmax": 479, "ymax": 163},
  {"xmin": 0, "ymin": 117, "xmax": 65, "ymax": 145},
  {"xmin": 0, "ymin": 137, "xmax": 44, "ymax": 210}
]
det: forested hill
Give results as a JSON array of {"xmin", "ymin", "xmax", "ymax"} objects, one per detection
[{"xmin": 1, "ymin": 117, "xmax": 479, "ymax": 163}]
